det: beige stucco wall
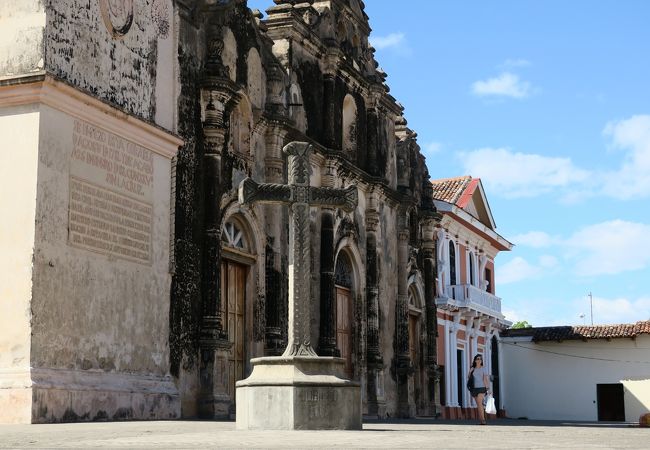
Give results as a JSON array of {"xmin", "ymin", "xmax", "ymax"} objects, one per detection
[
  {"xmin": 623, "ymin": 378, "xmax": 650, "ymax": 422},
  {"xmin": 0, "ymin": 105, "xmax": 40, "ymax": 423}
]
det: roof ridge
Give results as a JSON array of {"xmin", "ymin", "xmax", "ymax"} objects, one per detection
[{"xmin": 430, "ymin": 175, "xmax": 473, "ymax": 184}]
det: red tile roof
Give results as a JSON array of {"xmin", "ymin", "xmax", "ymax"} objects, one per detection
[
  {"xmin": 430, "ymin": 176, "xmax": 473, "ymax": 205},
  {"xmin": 502, "ymin": 320, "xmax": 650, "ymax": 341}
]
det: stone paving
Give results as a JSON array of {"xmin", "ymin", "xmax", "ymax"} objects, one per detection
[{"xmin": 0, "ymin": 419, "xmax": 647, "ymax": 449}]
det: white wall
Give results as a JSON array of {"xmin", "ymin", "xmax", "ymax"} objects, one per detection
[{"xmin": 501, "ymin": 335, "xmax": 650, "ymax": 422}]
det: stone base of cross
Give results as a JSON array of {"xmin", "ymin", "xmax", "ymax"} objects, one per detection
[{"xmin": 235, "ymin": 142, "xmax": 361, "ymax": 430}]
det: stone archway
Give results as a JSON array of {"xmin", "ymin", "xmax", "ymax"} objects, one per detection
[
  {"xmin": 219, "ymin": 205, "xmax": 264, "ymax": 412},
  {"xmin": 333, "ymin": 240, "xmax": 365, "ymax": 382},
  {"xmin": 407, "ymin": 275, "xmax": 426, "ymax": 416}
]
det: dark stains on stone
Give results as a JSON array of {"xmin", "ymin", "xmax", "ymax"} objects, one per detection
[
  {"xmin": 295, "ymin": 61, "xmax": 324, "ymax": 142},
  {"xmin": 112, "ymin": 407, "xmax": 134, "ymax": 420},
  {"xmin": 93, "ymin": 410, "xmax": 109, "ymax": 421},
  {"xmin": 169, "ymin": 37, "xmax": 204, "ymax": 377},
  {"xmin": 61, "ymin": 408, "xmax": 90, "ymax": 422},
  {"xmin": 43, "ymin": 0, "xmax": 159, "ymax": 122}
]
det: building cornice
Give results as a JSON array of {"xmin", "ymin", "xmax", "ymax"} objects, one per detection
[
  {"xmin": 435, "ymin": 199, "xmax": 513, "ymax": 252},
  {"xmin": 0, "ymin": 75, "xmax": 182, "ymax": 159}
]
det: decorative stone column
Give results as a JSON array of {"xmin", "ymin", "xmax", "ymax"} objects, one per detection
[
  {"xmin": 197, "ymin": 29, "xmax": 240, "ymax": 419},
  {"xmin": 263, "ymin": 124, "xmax": 288, "ymax": 355},
  {"xmin": 365, "ymin": 201, "xmax": 382, "ymax": 415},
  {"xmin": 394, "ymin": 220, "xmax": 411, "ymax": 418},
  {"xmin": 323, "ymin": 73, "xmax": 338, "ymax": 149},
  {"xmin": 364, "ymin": 89, "xmax": 382, "ymax": 176},
  {"xmin": 421, "ymin": 219, "xmax": 440, "ymax": 416}
]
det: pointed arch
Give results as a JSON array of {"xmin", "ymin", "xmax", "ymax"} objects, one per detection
[
  {"xmin": 246, "ymin": 47, "xmax": 266, "ymax": 109},
  {"xmin": 232, "ymin": 95, "xmax": 253, "ymax": 157},
  {"xmin": 342, "ymin": 94, "xmax": 358, "ymax": 158}
]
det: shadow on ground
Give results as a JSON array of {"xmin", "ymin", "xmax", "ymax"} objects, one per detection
[{"xmin": 362, "ymin": 416, "xmax": 639, "ymax": 429}]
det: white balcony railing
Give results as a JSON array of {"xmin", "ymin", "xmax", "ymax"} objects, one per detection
[{"xmin": 438, "ymin": 284, "xmax": 502, "ymax": 317}]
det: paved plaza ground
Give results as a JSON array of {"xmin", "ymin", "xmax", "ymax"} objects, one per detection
[{"xmin": 0, "ymin": 419, "xmax": 647, "ymax": 449}]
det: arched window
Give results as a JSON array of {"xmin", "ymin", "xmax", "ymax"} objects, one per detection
[
  {"xmin": 222, "ymin": 220, "xmax": 248, "ymax": 251},
  {"xmin": 342, "ymin": 94, "xmax": 358, "ymax": 157},
  {"xmin": 231, "ymin": 97, "xmax": 252, "ymax": 156},
  {"xmin": 469, "ymin": 251, "xmax": 475, "ymax": 286},
  {"xmin": 449, "ymin": 240, "xmax": 457, "ymax": 285},
  {"xmin": 335, "ymin": 252, "xmax": 353, "ymax": 289}
]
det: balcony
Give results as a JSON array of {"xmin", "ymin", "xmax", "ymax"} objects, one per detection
[{"xmin": 436, "ymin": 284, "xmax": 503, "ymax": 319}]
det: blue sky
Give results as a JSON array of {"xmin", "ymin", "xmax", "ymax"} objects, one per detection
[{"xmin": 249, "ymin": 1, "xmax": 650, "ymax": 326}]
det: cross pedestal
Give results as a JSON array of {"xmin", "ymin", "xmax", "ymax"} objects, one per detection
[{"xmin": 235, "ymin": 142, "xmax": 361, "ymax": 430}]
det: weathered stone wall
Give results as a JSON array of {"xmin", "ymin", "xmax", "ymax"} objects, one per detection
[
  {"xmin": 25, "ymin": 80, "xmax": 180, "ymax": 422},
  {"xmin": 0, "ymin": 1, "xmax": 45, "ymax": 78},
  {"xmin": 43, "ymin": 0, "xmax": 174, "ymax": 124}
]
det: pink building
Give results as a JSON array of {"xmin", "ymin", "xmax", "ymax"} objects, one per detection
[{"xmin": 431, "ymin": 176, "xmax": 513, "ymax": 419}]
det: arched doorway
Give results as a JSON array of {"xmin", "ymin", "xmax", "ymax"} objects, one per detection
[
  {"xmin": 408, "ymin": 281, "xmax": 425, "ymax": 416},
  {"xmin": 335, "ymin": 252, "xmax": 354, "ymax": 379},
  {"xmin": 220, "ymin": 216, "xmax": 256, "ymax": 406}
]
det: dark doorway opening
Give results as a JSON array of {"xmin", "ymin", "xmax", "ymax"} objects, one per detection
[
  {"xmin": 597, "ymin": 383, "xmax": 625, "ymax": 421},
  {"xmin": 456, "ymin": 350, "xmax": 464, "ymax": 407},
  {"xmin": 491, "ymin": 335, "xmax": 500, "ymax": 413}
]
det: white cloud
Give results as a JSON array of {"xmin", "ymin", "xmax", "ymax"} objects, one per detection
[
  {"xmin": 500, "ymin": 58, "xmax": 531, "ymax": 69},
  {"xmin": 471, "ymin": 72, "xmax": 532, "ymax": 99},
  {"xmin": 570, "ymin": 295, "xmax": 650, "ymax": 325},
  {"xmin": 601, "ymin": 115, "xmax": 650, "ymax": 200},
  {"xmin": 498, "ymin": 257, "xmax": 540, "ymax": 284},
  {"xmin": 456, "ymin": 115, "xmax": 650, "ymax": 202},
  {"xmin": 498, "ymin": 255, "xmax": 560, "ymax": 285},
  {"xmin": 538, "ymin": 255, "xmax": 559, "ymax": 269},
  {"xmin": 565, "ymin": 220, "xmax": 650, "ymax": 276},
  {"xmin": 504, "ymin": 295, "xmax": 650, "ymax": 327},
  {"xmin": 370, "ymin": 32, "xmax": 406, "ymax": 50},
  {"xmin": 510, "ymin": 231, "xmax": 556, "ymax": 248},
  {"xmin": 459, "ymin": 147, "xmax": 591, "ymax": 198},
  {"xmin": 424, "ymin": 142, "xmax": 442, "ymax": 155}
]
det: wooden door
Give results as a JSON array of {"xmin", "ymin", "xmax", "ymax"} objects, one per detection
[
  {"xmin": 221, "ymin": 259, "xmax": 247, "ymax": 402},
  {"xmin": 336, "ymin": 286, "xmax": 353, "ymax": 378}
]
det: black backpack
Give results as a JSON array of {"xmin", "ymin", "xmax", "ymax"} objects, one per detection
[{"xmin": 467, "ymin": 369, "xmax": 475, "ymax": 391}]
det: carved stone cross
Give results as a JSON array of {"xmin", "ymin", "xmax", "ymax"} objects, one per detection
[{"xmin": 239, "ymin": 142, "xmax": 357, "ymax": 357}]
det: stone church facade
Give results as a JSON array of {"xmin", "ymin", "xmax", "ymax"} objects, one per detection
[{"xmin": 0, "ymin": 0, "xmax": 509, "ymax": 423}]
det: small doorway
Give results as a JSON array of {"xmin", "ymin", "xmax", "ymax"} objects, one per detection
[
  {"xmin": 456, "ymin": 349, "xmax": 464, "ymax": 407},
  {"xmin": 491, "ymin": 335, "xmax": 500, "ymax": 413},
  {"xmin": 597, "ymin": 383, "xmax": 625, "ymax": 421},
  {"xmin": 336, "ymin": 286, "xmax": 353, "ymax": 378},
  {"xmin": 335, "ymin": 252, "xmax": 354, "ymax": 379},
  {"xmin": 221, "ymin": 259, "xmax": 247, "ymax": 404}
]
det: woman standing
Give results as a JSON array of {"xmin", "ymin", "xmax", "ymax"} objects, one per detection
[{"xmin": 468, "ymin": 354, "xmax": 491, "ymax": 425}]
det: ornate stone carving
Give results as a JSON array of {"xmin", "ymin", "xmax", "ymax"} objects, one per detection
[
  {"xmin": 239, "ymin": 142, "xmax": 358, "ymax": 357},
  {"xmin": 100, "ymin": 0, "xmax": 134, "ymax": 38}
]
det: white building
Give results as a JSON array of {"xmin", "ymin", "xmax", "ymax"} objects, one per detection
[{"xmin": 500, "ymin": 321, "xmax": 650, "ymax": 422}]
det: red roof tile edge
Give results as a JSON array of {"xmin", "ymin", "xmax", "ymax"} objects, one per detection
[{"xmin": 502, "ymin": 320, "xmax": 650, "ymax": 341}]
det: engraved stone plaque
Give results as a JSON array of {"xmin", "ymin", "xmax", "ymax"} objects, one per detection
[{"xmin": 69, "ymin": 120, "xmax": 153, "ymax": 264}]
